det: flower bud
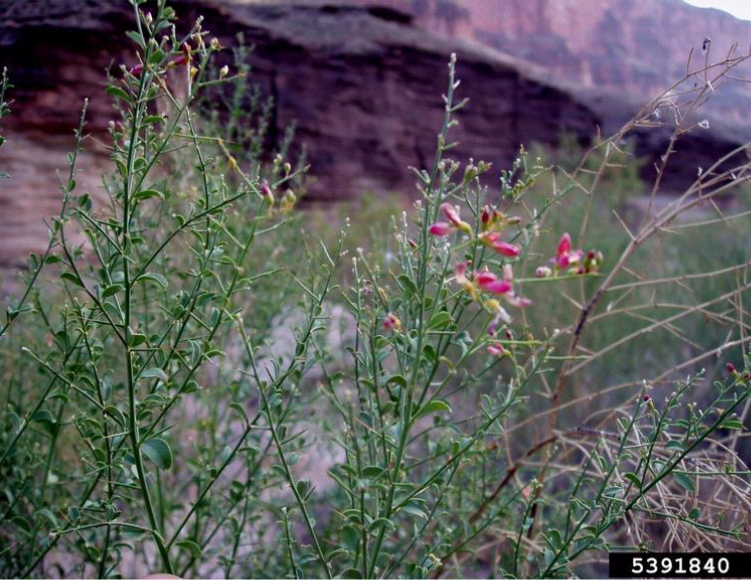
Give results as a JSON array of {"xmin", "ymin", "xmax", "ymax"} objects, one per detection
[
  {"xmin": 259, "ymin": 181, "xmax": 275, "ymax": 206},
  {"xmin": 481, "ymin": 205, "xmax": 491, "ymax": 226},
  {"xmin": 219, "ymin": 65, "xmax": 229, "ymax": 79},
  {"xmin": 535, "ymin": 266, "xmax": 552, "ymax": 278},
  {"xmin": 280, "ymin": 189, "xmax": 297, "ymax": 212},
  {"xmin": 463, "ymin": 164, "xmax": 477, "ymax": 183}
]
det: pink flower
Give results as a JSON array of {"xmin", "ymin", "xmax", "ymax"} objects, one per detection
[
  {"xmin": 555, "ymin": 233, "xmax": 582, "ymax": 269},
  {"xmin": 487, "ymin": 342, "xmax": 505, "ymax": 356},
  {"xmin": 429, "ymin": 202, "xmax": 473, "ymax": 237},
  {"xmin": 440, "ymin": 202, "xmax": 463, "ymax": 227},
  {"xmin": 549, "ymin": 233, "xmax": 602, "ymax": 274},
  {"xmin": 536, "ymin": 266, "xmax": 552, "ymax": 278},
  {"xmin": 492, "ymin": 241, "xmax": 520, "ymax": 257},
  {"xmin": 475, "ymin": 270, "xmax": 497, "ymax": 286},
  {"xmin": 429, "ymin": 222, "xmax": 453, "ymax": 237},
  {"xmin": 481, "ymin": 280, "xmax": 513, "ymax": 295},
  {"xmin": 454, "ymin": 263, "xmax": 529, "ymax": 313},
  {"xmin": 505, "ymin": 294, "xmax": 532, "ymax": 308},
  {"xmin": 429, "ymin": 203, "xmax": 472, "ymax": 237},
  {"xmin": 475, "ymin": 270, "xmax": 512, "ymax": 295},
  {"xmin": 383, "ymin": 313, "xmax": 402, "ymax": 332},
  {"xmin": 481, "ymin": 232, "xmax": 520, "ymax": 258},
  {"xmin": 557, "ymin": 233, "xmax": 572, "ymax": 257}
]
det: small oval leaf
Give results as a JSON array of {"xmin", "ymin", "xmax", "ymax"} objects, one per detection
[{"xmin": 141, "ymin": 438, "xmax": 172, "ymax": 470}]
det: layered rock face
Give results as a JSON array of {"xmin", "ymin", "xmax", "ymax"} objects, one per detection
[
  {"xmin": 0, "ymin": 0, "xmax": 599, "ymax": 264},
  {"xmin": 362, "ymin": 0, "xmax": 751, "ymax": 191},
  {"xmin": 3, "ymin": 0, "xmax": 751, "ymax": 266},
  {"xmin": 369, "ymin": 0, "xmax": 751, "ymax": 126}
]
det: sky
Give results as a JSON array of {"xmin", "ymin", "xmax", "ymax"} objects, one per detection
[{"xmin": 684, "ymin": 0, "xmax": 751, "ymax": 21}]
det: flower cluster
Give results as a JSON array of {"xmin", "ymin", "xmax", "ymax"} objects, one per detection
[
  {"xmin": 429, "ymin": 202, "xmax": 521, "ymax": 258},
  {"xmin": 536, "ymin": 233, "xmax": 603, "ymax": 277},
  {"xmin": 478, "ymin": 205, "xmax": 521, "ymax": 257},
  {"xmin": 455, "ymin": 262, "xmax": 530, "ymax": 315},
  {"xmin": 259, "ymin": 180, "xmax": 297, "ymax": 213}
]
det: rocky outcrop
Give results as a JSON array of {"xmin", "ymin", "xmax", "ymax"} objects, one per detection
[
  {"xmin": 8, "ymin": 0, "xmax": 751, "ymax": 265},
  {"xmin": 361, "ymin": 0, "xmax": 751, "ymax": 190},
  {"xmin": 0, "ymin": 0, "xmax": 601, "ymax": 264},
  {"xmin": 367, "ymin": 0, "xmax": 751, "ymax": 125}
]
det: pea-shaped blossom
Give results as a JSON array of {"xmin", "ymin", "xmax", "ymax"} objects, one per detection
[
  {"xmin": 478, "ymin": 205, "xmax": 521, "ymax": 257},
  {"xmin": 383, "ymin": 313, "xmax": 402, "ymax": 332},
  {"xmin": 481, "ymin": 232, "xmax": 520, "ymax": 257},
  {"xmin": 554, "ymin": 233, "xmax": 583, "ymax": 269},
  {"xmin": 475, "ymin": 270, "xmax": 512, "ymax": 295},
  {"xmin": 487, "ymin": 342, "xmax": 506, "ymax": 356},
  {"xmin": 550, "ymin": 233, "xmax": 603, "ymax": 275},
  {"xmin": 453, "ymin": 262, "xmax": 531, "ymax": 316},
  {"xmin": 429, "ymin": 203, "xmax": 472, "ymax": 237},
  {"xmin": 430, "ymin": 202, "xmax": 522, "ymax": 259}
]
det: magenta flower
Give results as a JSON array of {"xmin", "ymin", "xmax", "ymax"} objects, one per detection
[
  {"xmin": 429, "ymin": 222, "xmax": 453, "ymax": 237},
  {"xmin": 555, "ymin": 233, "xmax": 583, "ymax": 269},
  {"xmin": 383, "ymin": 313, "xmax": 402, "ymax": 332},
  {"xmin": 475, "ymin": 270, "xmax": 512, "ymax": 295},
  {"xmin": 429, "ymin": 203, "xmax": 472, "ymax": 237},
  {"xmin": 440, "ymin": 202, "xmax": 463, "ymax": 227},
  {"xmin": 481, "ymin": 232, "xmax": 520, "ymax": 258},
  {"xmin": 487, "ymin": 342, "xmax": 505, "ymax": 356},
  {"xmin": 493, "ymin": 241, "xmax": 520, "ymax": 257},
  {"xmin": 474, "ymin": 270, "xmax": 496, "ymax": 286},
  {"xmin": 548, "ymin": 233, "xmax": 602, "ymax": 275}
]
